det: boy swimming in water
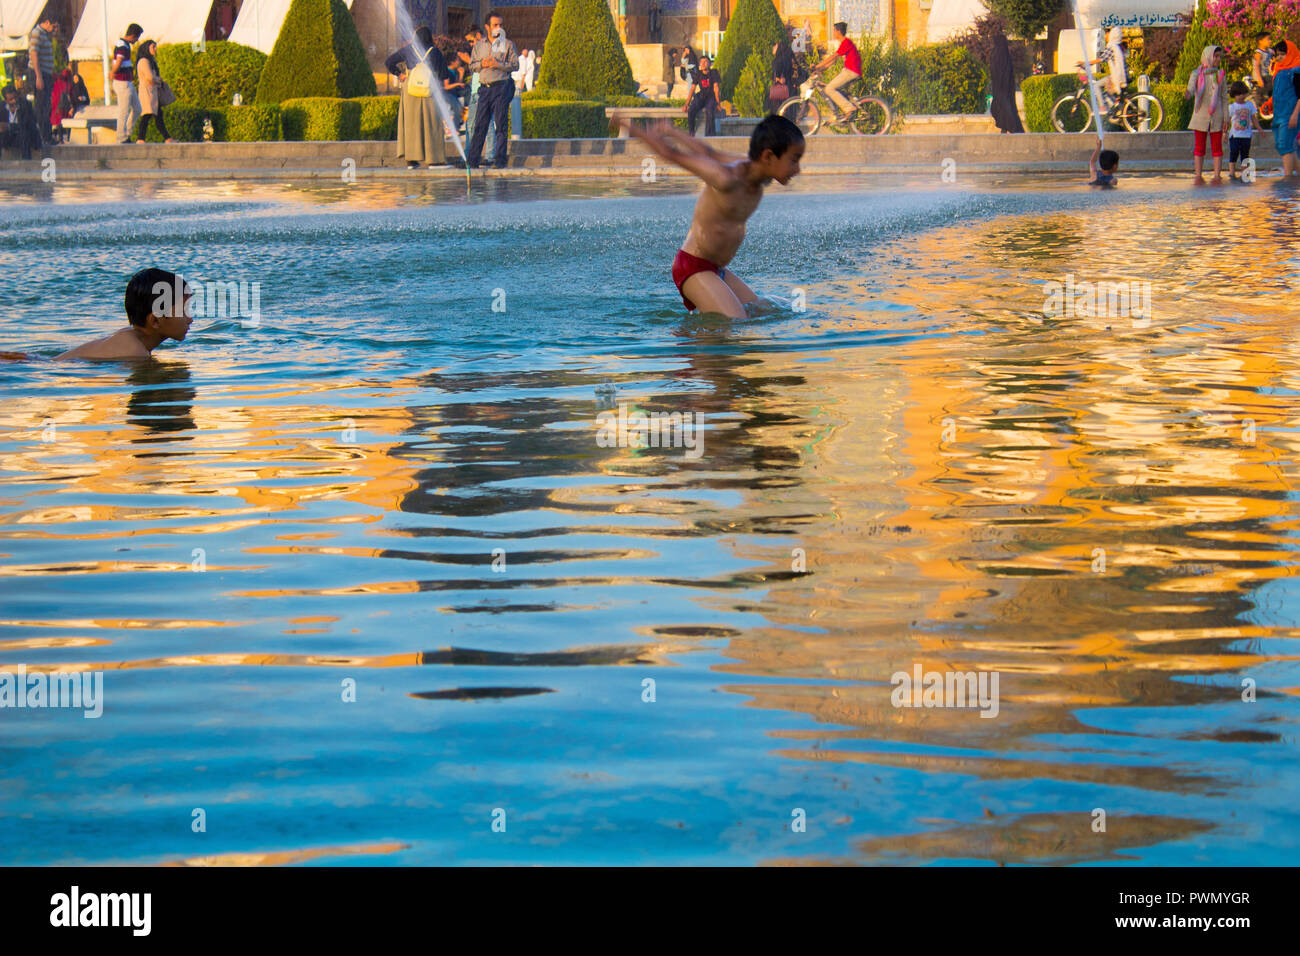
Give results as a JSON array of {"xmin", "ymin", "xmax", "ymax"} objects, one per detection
[
  {"xmin": 57, "ymin": 268, "xmax": 194, "ymax": 361},
  {"xmin": 1088, "ymin": 136, "xmax": 1118, "ymax": 186},
  {"xmin": 618, "ymin": 114, "xmax": 804, "ymax": 318}
]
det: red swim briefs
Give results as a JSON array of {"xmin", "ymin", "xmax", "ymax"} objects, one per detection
[{"xmin": 672, "ymin": 248, "xmax": 726, "ymax": 311}]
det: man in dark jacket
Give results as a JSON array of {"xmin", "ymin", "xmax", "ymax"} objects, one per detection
[{"xmin": 1, "ymin": 85, "xmax": 42, "ymax": 159}]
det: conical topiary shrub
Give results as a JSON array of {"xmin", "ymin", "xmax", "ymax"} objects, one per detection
[
  {"xmin": 733, "ymin": 53, "xmax": 770, "ymax": 117},
  {"xmin": 713, "ymin": 0, "xmax": 786, "ymax": 100},
  {"xmin": 1173, "ymin": 0, "xmax": 1212, "ymax": 87},
  {"xmin": 537, "ymin": 0, "xmax": 637, "ymax": 97},
  {"xmin": 254, "ymin": 0, "xmax": 376, "ymax": 104}
]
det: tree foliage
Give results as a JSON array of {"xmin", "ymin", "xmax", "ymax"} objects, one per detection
[
  {"xmin": 713, "ymin": 0, "xmax": 786, "ymax": 99},
  {"xmin": 982, "ymin": 0, "xmax": 1066, "ymax": 41}
]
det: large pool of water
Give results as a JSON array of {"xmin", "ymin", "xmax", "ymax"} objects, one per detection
[{"xmin": 2, "ymin": 173, "xmax": 1299, "ymax": 865}]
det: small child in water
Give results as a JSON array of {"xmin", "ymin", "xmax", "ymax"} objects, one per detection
[
  {"xmin": 1088, "ymin": 137, "xmax": 1118, "ymax": 186},
  {"xmin": 57, "ymin": 268, "xmax": 194, "ymax": 361}
]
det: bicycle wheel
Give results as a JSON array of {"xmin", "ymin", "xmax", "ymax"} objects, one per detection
[
  {"xmin": 1051, "ymin": 93, "xmax": 1093, "ymax": 133},
  {"xmin": 1120, "ymin": 93, "xmax": 1164, "ymax": 132},
  {"xmin": 778, "ymin": 96, "xmax": 820, "ymax": 136},
  {"xmin": 849, "ymin": 96, "xmax": 892, "ymax": 134}
]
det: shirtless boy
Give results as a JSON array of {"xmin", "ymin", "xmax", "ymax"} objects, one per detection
[
  {"xmin": 620, "ymin": 114, "xmax": 804, "ymax": 318},
  {"xmin": 57, "ymin": 268, "xmax": 194, "ymax": 361}
]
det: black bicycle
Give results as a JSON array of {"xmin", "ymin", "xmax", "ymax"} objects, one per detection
[{"xmin": 1051, "ymin": 65, "xmax": 1164, "ymax": 133}]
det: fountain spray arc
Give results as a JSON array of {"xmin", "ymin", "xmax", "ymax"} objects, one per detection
[{"xmin": 393, "ymin": 4, "xmax": 471, "ymax": 190}]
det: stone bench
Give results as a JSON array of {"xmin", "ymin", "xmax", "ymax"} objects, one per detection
[{"xmin": 61, "ymin": 107, "xmax": 119, "ymax": 145}]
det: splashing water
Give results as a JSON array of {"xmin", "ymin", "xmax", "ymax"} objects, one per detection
[{"xmin": 394, "ymin": 3, "xmax": 469, "ymax": 167}]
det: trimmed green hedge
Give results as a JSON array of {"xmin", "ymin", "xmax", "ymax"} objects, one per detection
[
  {"xmin": 352, "ymin": 95, "xmax": 399, "ymax": 140},
  {"xmin": 144, "ymin": 105, "xmax": 226, "ymax": 142},
  {"xmin": 714, "ymin": 0, "xmax": 785, "ymax": 100},
  {"xmin": 523, "ymin": 87, "xmax": 584, "ymax": 102},
  {"xmin": 897, "ymin": 43, "xmax": 987, "ymax": 115},
  {"xmin": 604, "ymin": 94, "xmax": 683, "ymax": 107},
  {"xmin": 1021, "ymin": 73, "xmax": 1078, "ymax": 131},
  {"xmin": 522, "ymin": 100, "xmax": 607, "ymax": 138},
  {"xmin": 156, "ymin": 41, "xmax": 266, "ymax": 108},
  {"xmin": 255, "ymin": 0, "xmax": 376, "ymax": 103},
  {"xmin": 537, "ymin": 0, "xmax": 637, "ymax": 97},
  {"xmin": 143, "ymin": 103, "xmax": 281, "ymax": 142},
  {"xmin": 227, "ymin": 104, "xmax": 282, "ymax": 141},
  {"xmin": 1152, "ymin": 81, "xmax": 1193, "ymax": 130},
  {"xmin": 281, "ymin": 97, "xmax": 363, "ymax": 140},
  {"xmin": 1023, "ymin": 73, "xmax": 1182, "ymax": 132}
]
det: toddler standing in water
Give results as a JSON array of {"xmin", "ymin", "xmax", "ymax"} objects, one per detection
[{"xmin": 1226, "ymin": 80, "xmax": 1262, "ymax": 179}]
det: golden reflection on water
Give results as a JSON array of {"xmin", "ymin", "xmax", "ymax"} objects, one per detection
[{"xmin": 713, "ymin": 191, "xmax": 1300, "ymax": 860}]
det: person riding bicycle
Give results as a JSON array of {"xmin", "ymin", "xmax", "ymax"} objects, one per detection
[
  {"xmin": 1085, "ymin": 27, "xmax": 1128, "ymax": 115},
  {"xmin": 812, "ymin": 21, "xmax": 861, "ymax": 120}
]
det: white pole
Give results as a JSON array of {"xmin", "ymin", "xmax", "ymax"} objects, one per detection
[
  {"xmin": 1070, "ymin": 0, "xmax": 1106, "ymax": 141},
  {"xmin": 101, "ymin": 0, "xmax": 111, "ymax": 106}
]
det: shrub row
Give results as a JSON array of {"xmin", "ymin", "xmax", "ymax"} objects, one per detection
[
  {"xmin": 522, "ymin": 100, "xmax": 608, "ymax": 138},
  {"xmin": 1022, "ymin": 74, "xmax": 1192, "ymax": 132},
  {"xmin": 1021, "ymin": 74, "xmax": 1078, "ymax": 131},
  {"xmin": 144, "ymin": 104, "xmax": 281, "ymax": 142},
  {"xmin": 143, "ymin": 96, "xmax": 399, "ymax": 142}
]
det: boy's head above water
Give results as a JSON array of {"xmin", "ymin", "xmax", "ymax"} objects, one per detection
[
  {"xmin": 128, "ymin": 267, "xmax": 194, "ymax": 340},
  {"xmin": 1098, "ymin": 149, "xmax": 1119, "ymax": 173},
  {"xmin": 56, "ymin": 267, "xmax": 194, "ymax": 361},
  {"xmin": 748, "ymin": 114, "xmax": 804, "ymax": 185}
]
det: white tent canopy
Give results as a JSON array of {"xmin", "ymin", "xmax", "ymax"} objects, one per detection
[
  {"xmin": 1, "ymin": 0, "xmax": 47, "ymax": 52},
  {"xmin": 230, "ymin": 0, "xmax": 354, "ymax": 55},
  {"xmin": 926, "ymin": 0, "xmax": 989, "ymax": 43},
  {"xmin": 68, "ymin": 1, "xmax": 218, "ymax": 60}
]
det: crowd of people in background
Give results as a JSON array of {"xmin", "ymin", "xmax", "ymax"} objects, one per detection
[
  {"xmin": 5, "ymin": 4, "xmax": 1300, "ymax": 187},
  {"xmin": 387, "ymin": 11, "xmax": 536, "ymax": 170},
  {"xmin": 2, "ymin": 9, "xmax": 90, "ymax": 159}
]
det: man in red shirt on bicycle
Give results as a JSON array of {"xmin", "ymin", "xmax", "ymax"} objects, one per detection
[{"xmin": 813, "ymin": 22, "xmax": 861, "ymax": 119}]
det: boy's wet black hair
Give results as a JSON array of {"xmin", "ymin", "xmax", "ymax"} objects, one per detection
[
  {"xmin": 1098, "ymin": 149, "xmax": 1119, "ymax": 171},
  {"xmin": 1229, "ymin": 79, "xmax": 1249, "ymax": 97},
  {"xmin": 126, "ymin": 268, "xmax": 188, "ymax": 327},
  {"xmin": 749, "ymin": 114, "xmax": 804, "ymax": 161}
]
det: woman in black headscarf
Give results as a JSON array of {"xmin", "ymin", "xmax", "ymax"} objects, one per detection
[
  {"xmin": 387, "ymin": 25, "xmax": 452, "ymax": 168},
  {"xmin": 989, "ymin": 29, "xmax": 1024, "ymax": 134},
  {"xmin": 771, "ymin": 35, "xmax": 794, "ymax": 111}
]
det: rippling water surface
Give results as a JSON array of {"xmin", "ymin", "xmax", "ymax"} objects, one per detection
[{"xmin": 2, "ymin": 174, "xmax": 1299, "ymax": 865}]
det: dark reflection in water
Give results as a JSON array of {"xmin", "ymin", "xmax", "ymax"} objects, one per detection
[{"xmin": 126, "ymin": 361, "xmax": 196, "ymax": 441}]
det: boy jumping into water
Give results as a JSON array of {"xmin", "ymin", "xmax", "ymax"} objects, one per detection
[
  {"xmin": 57, "ymin": 268, "xmax": 194, "ymax": 360},
  {"xmin": 620, "ymin": 114, "xmax": 804, "ymax": 318}
]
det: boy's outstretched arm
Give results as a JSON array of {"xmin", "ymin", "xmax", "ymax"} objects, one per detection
[
  {"xmin": 659, "ymin": 123, "xmax": 746, "ymax": 164},
  {"xmin": 620, "ymin": 119, "xmax": 741, "ymax": 192},
  {"xmin": 1089, "ymin": 136, "xmax": 1102, "ymax": 178}
]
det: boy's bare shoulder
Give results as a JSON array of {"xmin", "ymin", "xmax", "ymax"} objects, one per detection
[{"xmin": 56, "ymin": 328, "xmax": 149, "ymax": 362}]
